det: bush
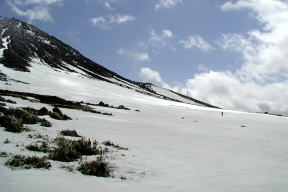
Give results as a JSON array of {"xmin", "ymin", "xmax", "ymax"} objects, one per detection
[
  {"xmin": 60, "ymin": 129, "xmax": 81, "ymax": 137},
  {"xmin": 0, "ymin": 107, "xmax": 53, "ymax": 131},
  {"xmin": 0, "ymin": 106, "xmax": 6, "ymax": 112},
  {"xmin": 0, "ymin": 90, "xmax": 111, "ymax": 116},
  {"xmin": 3, "ymin": 108, "xmax": 41, "ymax": 124},
  {"xmin": 0, "ymin": 115, "xmax": 24, "ymax": 132},
  {"xmin": 117, "ymin": 105, "xmax": 130, "ymax": 110},
  {"xmin": 77, "ymin": 157, "xmax": 110, "ymax": 177},
  {"xmin": 5, "ymin": 155, "xmax": 51, "ymax": 169},
  {"xmin": 98, "ymin": 101, "xmax": 110, "ymax": 107},
  {"xmin": 26, "ymin": 141, "xmax": 51, "ymax": 153},
  {"xmin": 11, "ymin": 106, "xmax": 71, "ymax": 121},
  {"xmin": 102, "ymin": 140, "xmax": 128, "ymax": 150},
  {"xmin": 49, "ymin": 137, "xmax": 103, "ymax": 162},
  {"xmin": 40, "ymin": 119, "xmax": 52, "ymax": 127},
  {"xmin": 21, "ymin": 107, "xmax": 38, "ymax": 115},
  {"xmin": 60, "ymin": 165, "xmax": 74, "ymax": 172},
  {"xmin": 49, "ymin": 138, "xmax": 81, "ymax": 162},
  {"xmin": 0, "ymin": 152, "xmax": 8, "ymax": 157},
  {"xmin": 49, "ymin": 112, "xmax": 71, "ymax": 120},
  {"xmin": 73, "ymin": 138, "xmax": 100, "ymax": 156}
]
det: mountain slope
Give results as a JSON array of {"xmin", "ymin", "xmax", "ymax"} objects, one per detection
[
  {"xmin": 1, "ymin": 17, "xmax": 288, "ymax": 192},
  {"xmin": 0, "ymin": 84, "xmax": 287, "ymax": 192},
  {"xmin": 0, "ymin": 17, "xmax": 217, "ymax": 108}
]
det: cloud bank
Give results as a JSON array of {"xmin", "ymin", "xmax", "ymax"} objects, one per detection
[
  {"xmin": 141, "ymin": 0, "xmax": 288, "ymax": 115},
  {"xmin": 7, "ymin": 0, "xmax": 63, "ymax": 22},
  {"xmin": 90, "ymin": 14, "xmax": 135, "ymax": 29},
  {"xmin": 180, "ymin": 35, "xmax": 214, "ymax": 52},
  {"xmin": 118, "ymin": 49, "xmax": 149, "ymax": 61},
  {"xmin": 155, "ymin": 0, "xmax": 182, "ymax": 10}
]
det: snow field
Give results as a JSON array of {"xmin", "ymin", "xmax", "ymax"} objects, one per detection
[{"xmin": 0, "ymin": 60, "xmax": 288, "ymax": 192}]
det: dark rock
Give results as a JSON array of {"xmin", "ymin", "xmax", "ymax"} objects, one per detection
[
  {"xmin": 52, "ymin": 107, "xmax": 62, "ymax": 114},
  {"xmin": 98, "ymin": 101, "xmax": 109, "ymax": 107},
  {"xmin": 38, "ymin": 107, "xmax": 49, "ymax": 115}
]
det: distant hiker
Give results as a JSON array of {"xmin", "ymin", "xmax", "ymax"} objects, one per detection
[{"xmin": 221, "ymin": 112, "xmax": 223, "ymax": 116}]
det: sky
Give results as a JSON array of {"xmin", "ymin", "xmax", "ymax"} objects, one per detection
[{"xmin": 1, "ymin": 0, "xmax": 288, "ymax": 115}]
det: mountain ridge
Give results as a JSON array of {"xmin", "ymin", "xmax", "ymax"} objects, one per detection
[{"xmin": 0, "ymin": 17, "xmax": 218, "ymax": 109}]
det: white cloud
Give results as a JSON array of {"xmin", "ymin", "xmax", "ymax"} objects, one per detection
[
  {"xmin": 110, "ymin": 14, "xmax": 135, "ymax": 23},
  {"xmin": 180, "ymin": 35, "xmax": 214, "ymax": 51},
  {"xmin": 9, "ymin": 0, "xmax": 62, "ymax": 5},
  {"xmin": 118, "ymin": 49, "xmax": 149, "ymax": 61},
  {"xmin": 139, "ymin": 68, "xmax": 288, "ymax": 115},
  {"xmin": 90, "ymin": 14, "xmax": 135, "ymax": 29},
  {"xmin": 139, "ymin": 68, "xmax": 169, "ymax": 88},
  {"xmin": 24, "ymin": 0, "xmax": 61, "ymax": 4},
  {"xmin": 197, "ymin": 64, "xmax": 209, "ymax": 72},
  {"xmin": 220, "ymin": 0, "xmax": 288, "ymax": 82},
  {"xmin": 139, "ymin": 0, "xmax": 288, "ymax": 115},
  {"xmin": 91, "ymin": 16, "xmax": 106, "ymax": 25},
  {"xmin": 155, "ymin": 0, "xmax": 182, "ymax": 10},
  {"xmin": 87, "ymin": 0, "xmax": 116, "ymax": 9},
  {"xmin": 149, "ymin": 29, "xmax": 173, "ymax": 41},
  {"xmin": 141, "ymin": 29, "xmax": 175, "ymax": 52},
  {"xmin": 162, "ymin": 29, "xmax": 173, "ymax": 38},
  {"xmin": 7, "ymin": 0, "xmax": 62, "ymax": 22},
  {"xmin": 104, "ymin": 1, "xmax": 112, "ymax": 9},
  {"xmin": 139, "ymin": 67, "xmax": 181, "ymax": 92},
  {"xmin": 177, "ymin": 0, "xmax": 288, "ymax": 114},
  {"xmin": 181, "ymin": 71, "xmax": 288, "ymax": 114}
]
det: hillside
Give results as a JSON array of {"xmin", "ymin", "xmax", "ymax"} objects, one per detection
[
  {"xmin": 0, "ymin": 17, "xmax": 217, "ymax": 108},
  {"xmin": 1, "ymin": 17, "xmax": 288, "ymax": 192}
]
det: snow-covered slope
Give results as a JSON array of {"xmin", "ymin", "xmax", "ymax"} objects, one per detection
[
  {"xmin": 0, "ymin": 17, "xmax": 217, "ymax": 108},
  {"xmin": 0, "ymin": 17, "xmax": 288, "ymax": 192},
  {"xmin": 0, "ymin": 56, "xmax": 288, "ymax": 192},
  {"xmin": 0, "ymin": 84, "xmax": 288, "ymax": 192}
]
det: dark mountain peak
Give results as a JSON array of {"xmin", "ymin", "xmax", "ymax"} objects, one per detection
[
  {"xmin": 0, "ymin": 17, "xmax": 119, "ymax": 80},
  {"xmin": 0, "ymin": 17, "xmax": 218, "ymax": 109}
]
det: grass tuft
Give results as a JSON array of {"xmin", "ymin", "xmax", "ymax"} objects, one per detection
[
  {"xmin": 49, "ymin": 137, "xmax": 104, "ymax": 162},
  {"xmin": 0, "ymin": 115, "xmax": 24, "ymax": 132},
  {"xmin": 0, "ymin": 89, "xmax": 112, "ymax": 116},
  {"xmin": 3, "ymin": 108, "xmax": 40, "ymax": 124},
  {"xmin": 60, "ymin": 129, "xmax": 81, "ymax": 137},
  {"xmin": 26, "ymin": 141, "xmax": 51, "ymax": 153},
  {"xmin": 5, "ymin": 155, "xmax": 51, "ymax": 169},
  {"xmin": 60, "ymin": 165, "xmax": 74, "ymax": 172},
  {"xmin": 77, "ymin": 157, "xmax": 110, "ymax": 177},
  {"xmin": 102, "ymin": 140, "xmax": 128, "ymax": 150},
  {"xmin": 0, "ymin": 152, "xmax": 8, "ymax": 157},
  {"xmin": 40, "ymin": 119, "xmax": 52, "ymax": 127},
  {"xmin": 0, "ymin": 107, "xmax": 53, "ymax": 132}
]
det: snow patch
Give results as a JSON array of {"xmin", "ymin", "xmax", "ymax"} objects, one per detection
[
  {"xmin": 37, "ymin": 37, "xmax": 57, "ymax": 49},
  {"xmin": 151, "ymin": 85, "xmax": 201, "ymax": 106},
  {"xmin": 16, "ymin": 22, "xmax": 22, "ymax": 29},
  {"xmin": 1, "ymin": 28, "xmax": 8, "ymax": 36},
  {"xmin": 26, "ymin": 29, "xmax": 35, "ymax": 36},
  {"xmin": 0, "ymin": 35, "xmax": 10, "ymax": 59},
  {"xmin": 43, "ymin": 39, "xmax": 51, "ymax": 45}
]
